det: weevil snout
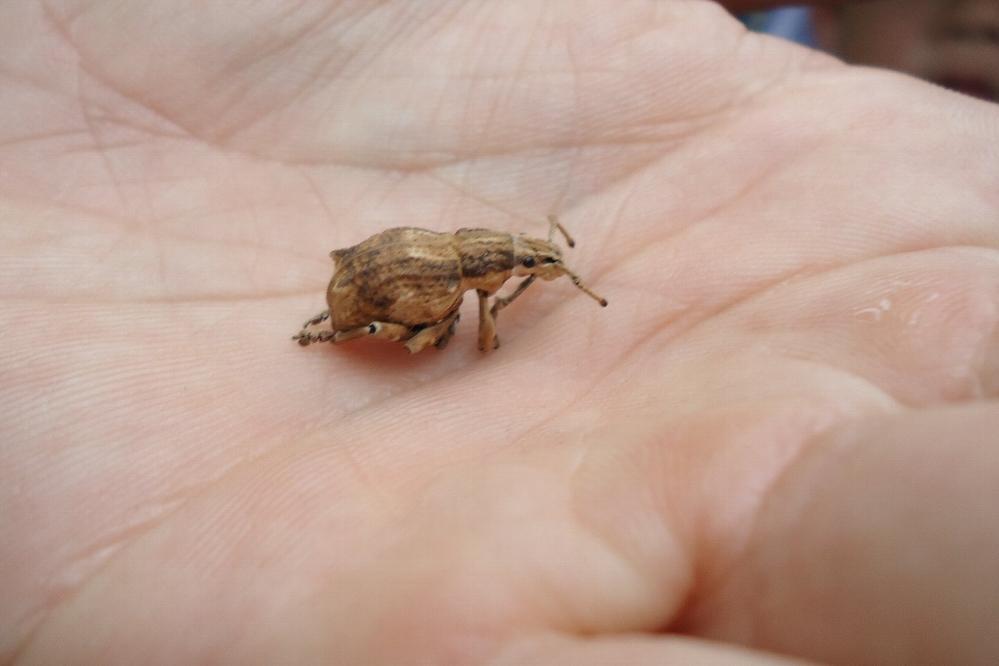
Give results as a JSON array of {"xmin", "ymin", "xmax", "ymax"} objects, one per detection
[{"xmin": 511, "ymin": 229, "xmax": 607, "ymax": 307}]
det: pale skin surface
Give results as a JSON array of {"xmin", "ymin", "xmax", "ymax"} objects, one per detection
[{"xmin": 2, "ymin": 1, "xmax": 999, "ymax": 664}]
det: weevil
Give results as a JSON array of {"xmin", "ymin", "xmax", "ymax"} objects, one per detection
[{"xmin": 293, "ymin": 215, "xmax": 607, "ymax": 353}]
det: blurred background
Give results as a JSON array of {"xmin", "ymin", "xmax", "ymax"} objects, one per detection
[{"xmin": 743, "ymin": 1, "xmax": 998, "ymax": 103}]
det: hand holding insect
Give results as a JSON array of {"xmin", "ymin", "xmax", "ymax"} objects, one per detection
[{"xmin": 10, "ymin": 1, "xmax": 999, "ymax": 665}]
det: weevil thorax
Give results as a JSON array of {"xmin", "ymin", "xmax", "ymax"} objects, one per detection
[
  {"xmin": 452, "ymin": 228, "xmax": 518, "ymax": 292},
  {"xmin": 512, "ymin": 235, "xmax": 565, "ymax": 280}
]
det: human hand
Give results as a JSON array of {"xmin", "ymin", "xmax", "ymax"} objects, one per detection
[{"xmin": 2, "ymin": 1, "xmax": 998, "ymax": 664}]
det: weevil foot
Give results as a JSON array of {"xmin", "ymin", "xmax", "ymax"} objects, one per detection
[
  {"xmin": 302, "ymin": 309, "xmax": 330, "ymax": 329},
  {"xmin": 293, "ymin": 329, "xmax": 335, "ymax": 345},
  {"xmin": 434, "ymin": 313, "xmax": 461, "ymax": 350},
  {"xmin": 477, "ymin": 332, "xmax": 500, "ymax": 352}
]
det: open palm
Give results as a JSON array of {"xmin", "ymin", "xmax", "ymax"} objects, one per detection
[{"xmin": 4, "ymin": 1, "xmax": 999, "ymax": 664}]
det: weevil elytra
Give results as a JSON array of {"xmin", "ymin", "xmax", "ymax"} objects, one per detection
[{"xmin": 293, "ymin": 215, "xmax": 607, "ymax": 353}]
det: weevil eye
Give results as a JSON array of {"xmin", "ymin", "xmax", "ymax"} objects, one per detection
[{"xmin": 521, "ymin": 256, "xmax": 536, "ymax": 268}]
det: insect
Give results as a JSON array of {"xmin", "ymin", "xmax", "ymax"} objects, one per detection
[{"xmin": 293, "ymin": 215, "xmax": 607, "ymax": 353}]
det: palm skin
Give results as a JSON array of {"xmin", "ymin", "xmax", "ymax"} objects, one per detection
[{"xmin": 3, "ymin": 1, "xmax": 999, "ymax": 664}]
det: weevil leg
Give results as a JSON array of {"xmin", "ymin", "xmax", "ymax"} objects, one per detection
[
  {"xmin": 435, "ymin": 312, "xmax": 461, "ymax": 350},
  {"xmin": 334, "ymin": 321, "xmax": 410, "ymax": 344},
  {"xmin": 292, "ymin": 309, "xmax": 333, "ymax": 345},
  {"xmin": 476, "ymin": 289, "xmax": 499, "ymax": 352},
  {"xmin": 405, "ymin": 309, "xmax": 461, "ymax": 354},
  {"xmin": 301, "ymin": 309, "xmax": 330, "ymax": 329},
  {"xmin": 490, "ymin": 276, "xmax": 536, "ymax": 319},
  {"xmin": 293, "ymin": 329, "xmax": 335, "ymax": 346},
  {"xmin": 295, "ymin": 321, "xmax": 411, "ymax": 346}
]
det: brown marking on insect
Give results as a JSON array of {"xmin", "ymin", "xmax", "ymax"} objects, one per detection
[{"xmin": 293, "ymin": 215, "xmax": 607, "ymax": 353}]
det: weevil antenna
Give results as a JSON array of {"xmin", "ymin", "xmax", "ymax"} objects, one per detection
[
  {"xmin": 547, "ymin": 214, "xmax": 576, "ymax": 248},
  {"xmin": 562, "ymin": 266, "xmax": 607, "ymax": 307}
]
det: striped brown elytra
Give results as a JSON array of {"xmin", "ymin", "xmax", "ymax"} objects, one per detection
[{"xmin": 293, "ymin": 216, "xmax": 607, "ymax": 353}]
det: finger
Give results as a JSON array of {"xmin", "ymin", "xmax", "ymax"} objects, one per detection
[
  {"xmin": 493, "ymin": 633, "xmax": 811, "ymax": 665},
  {"xmin": 682, "ymin": 403, "xmax": 999, "ymax": 665}
]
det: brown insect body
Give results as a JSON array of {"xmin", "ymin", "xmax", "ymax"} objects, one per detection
[
  {"xmin": 327, "ymin": 228, "xmax": 514, "ymax": 330},
  {"xmin": 294, "ymin": 218, "xmax": 606, "ymax": 353}
]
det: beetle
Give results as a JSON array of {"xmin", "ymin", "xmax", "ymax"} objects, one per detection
[{"xmin": 293, "ymin": 215, "xmax": 607, "ymax": 353}]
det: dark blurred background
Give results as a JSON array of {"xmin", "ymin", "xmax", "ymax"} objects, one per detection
[{"xmin": 744, "ymin": 1, "xmax": 998, "ymax": 103}]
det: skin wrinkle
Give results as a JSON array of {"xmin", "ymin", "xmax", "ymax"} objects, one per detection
[
  {"xmin": 394, "ymin": 460, "xmax": 657, "ymax": 649},
  {"xmin": 424, "ymin": 169, "xmax": 548, "ymax": 229},
  {"xmin": 6, "ymin": 417, "xmax": 402, "ymax": 664},
  {"xmin": 19, "ymin": 73, "xmax": 708, "ymax": 180},
  {"xmin": 6, "ymin": 460, "xmax": 260, "ymax": 664},
  {"xmin": 141, "ymin": 218, "xmax": 328, "ymax": 265},
  {"xmin": 2, "ymin": 201, "xmax": 332, "ymax": 301},
  {"xmin": 424, "ymin": 143, "xmax": 683, "ymax": 266},
  {"xmin": 138, "ymin": 171, "xmax": 171, "ymax": 290},
  {"xmin": 666, "ymin": 244, "xmax": 999, "ymax": 338},
  {"xmin": 8, "ymin": 489, "xmax": 191, "ymax": 637},
  {"xmin": 0, "ymin": 127, "xmax": 92, "ymax": 149},
  {"xmin": 564, "ymin": 17, "xmax": 585, "ymax": 154},
  {"xmin": 214, "ymin": 5, "xmax": 341, "ymax": 82},
  {"xmin": 479, "ymin": 7, "xmax": 546, "ymax": 158},
  {"xmin": 559, "ymin": 84, "xmax": 838, "ymax": 259},
  {"xmin": 566, "ymin": 443, "xmax": 697, "ymax": 633},
  {"xmin": 284, "ymin": 5, "xmax": 426, "ymax": 156},
  {"xmin": 672, "ymin": 402, "xmax": 892, "ymax": 635},
  {"xmin": 206, "ymin": 4, "xmax": 375, "ymax": 144},
  {"xmin": 605, "ymin": 208, "xmax": 999, "ymax": 344},
  {"xmin": 678, "ymin": 414, "xmax": 856, "ymax": 647},
  {"xmin": 63, "ymin": 106, "xmax": 190, "ymax": 144},
  {"xmin": 75, "ymin": 60, "xmax": 127, "ymax": 216},
  {"xmin": 333, "ymin": 3, "xmax": 420, "ymax": 82},
  {"xmin": 38, "ymin": 2, "xmax": 202, "ymax": 146},
  {"xmin": 5, "ymin": 17, "xmax": 718, "ymax": 186},
  {"xmin": 446, "ymin": 9, "xmax": 490, "ymax": 155},
  {"xmin": 607, "ymin": 14, "xmax": 766, "ymax": 125},
  {"xmin": 526, "ymin": 558, "xmax": 587, "ymax": 634},
  {"xmin": 553, "ymin": 142, "xmax": 677, "ymax": 246},
  {"xmin": 59, "ymin": 137, "xmax": 155, "ymax": 155},
  {"xmin": 297, "ymin": 167, "xmax": 339, "ymax": 228},
  {"xmin": 622, "ymin": 246, "xmax": 999, "ymax": 407},
  {"xmin": 31, "ymin": 3, "xmax": 762, "ymax": 175},
  {"xmin": 31, "ymin": 3, "xmax": 205, "ymax": 261},
  {"xmin": 0, "ymin": 61, "xmax": 64, "ymax": 97}
]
